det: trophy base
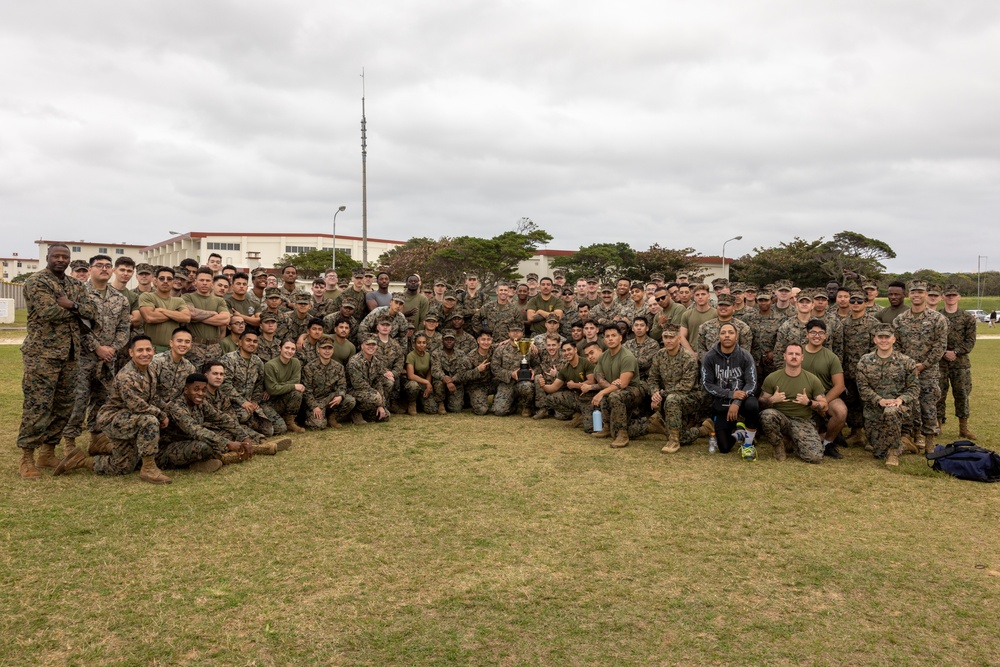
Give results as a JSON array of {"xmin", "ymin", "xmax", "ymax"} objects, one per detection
[{"xmin": 516, "ymin": 370, "xmax": 533, "ymax": 382}]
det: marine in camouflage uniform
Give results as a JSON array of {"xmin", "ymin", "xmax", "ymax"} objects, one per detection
[
  {"xmin": 204, "ymin": 382, "xmax": 266, "ymax": 443},
  {"xmin": 302, "ymin": 349, "xmax": 358, "ymax": 429},
  {"xmin": 532, "ymin": 338, "xmax": 566, "ymax": 415},
  {"xmin": 481, "ymin": 295, "xmax": 521, "ymax": 337},
  {"xmin": 891, "ymin": 281, "xmax": 947, "ymax": 439},
  {"xmin": 937, "ymin": 285, "xmax": 977, "ymax": 427},
  {"xmin": 346, "ymin": 341, "xmax": 392, "ymax": 419},
  {"xmin": 431, "ymin": 331, "xmax": 466, "ymax": 413},
  {"xmin": 696, "ymin": 295, "xmax": 753, "ymax": 363},
  {"xmin": 322, "ymin": 306, "xmax": 361, "ymax": 346},
  {"xmin": 745, "ymin": 294, "xmax": 784, "ymax": 380},
  {"xmin": 647, "ymin": 335, "xmax": 709, "ymax": 446},
  {"xmin": 358, "ymin": 298, "xmax": 410, "ymax": 349},
  {"xmin": 623, "ymin": 328, "xmax": 661, "ymax": 396},
  {"xmin": 456, "ymin": 274, "xmax": 488, "ymax": 331},
  {"xmin": 840, "ymin": 296, "xmax": 880, "ymax": 434},
  {"xmin": 547, "ymin": 347, "xmax": 597, "ymax": 427},
  {"xmin": 220, "ymin": 349, "xmax": 273, "ymax": 437},
  {"xmin": 93, "ymin": 360, "xmax": 166, "ymax": 476},
  {"xmin": 156, "ymin": 390, "xmax": 238, "ymax": 469},
  {"xmin": 445, "ymin": 317, "xmax": 478, "ymax": 356},
  {"xmin": 148, "ymin": 350, "xmax": 196, "ymax": 405},
  {"xmin": 18, "ymin": 256, "xmax": 97, "ymax": 464},
  {"xmin": 455, "ymin": 341, "xmax": 495, "ymax": 415},
  {"xmin": 590, "ymin": 290, "xmax": 624, "ymax": 328},
  {"xmin": 492, "ymin": 327, "xmax": 538, "ymax": 416},
  {"xmin": 855, "ymin": 329, "xmax": 919, "ymax": 459},
  {"xmin": 593, "ymin": 331, "xmax": 648, "ymax": 444},
  {"xmin": 64, "ymin": 277, "xmax": 132, "ymax": 441},
  {"xmin": 375, "ymin": 322, "xmax": 406, "ymax": 408}
]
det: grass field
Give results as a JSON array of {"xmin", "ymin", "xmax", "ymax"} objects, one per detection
[{"xmin": 1, "ymin": 344, "xmax": 999, "ymax": 666}]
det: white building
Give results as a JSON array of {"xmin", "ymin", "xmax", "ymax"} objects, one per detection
[
  {"xmin": 35, "ymin": 239, "xmax": 149, "ymax": 267},
  {"xmin": 1, "ymin": 254, "xmax": 40, "ymax": 281},
  {"xmin": 142, "ymin": 232, "xmax": 406, "ymax": 272}
]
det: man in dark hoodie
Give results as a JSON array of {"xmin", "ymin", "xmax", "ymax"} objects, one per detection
[{"xmin": 701, "ymin": 322, "xmax": 760, "ymax": 454}]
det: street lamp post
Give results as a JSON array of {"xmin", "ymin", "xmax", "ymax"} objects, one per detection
[
  {"xmin": 332, "ymin": 206, "xmax": 347, "ymax": 273},
  {"xmin": 722, "ymin": 235, "xmax": 743, "ymax": 280},
  {"xmin": 978, "ymin": 255, "xmax": 988, "ymax": 310}
]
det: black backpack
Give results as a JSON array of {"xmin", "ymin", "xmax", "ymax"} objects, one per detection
[{"xmin": 926, "ymin": 441, "xmax": 1000, "ymax": 483}]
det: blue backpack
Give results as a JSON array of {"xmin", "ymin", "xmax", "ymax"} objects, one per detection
[{"xmin": 926, "ymin": 441, "xmax": 1000, "ymax": 483}]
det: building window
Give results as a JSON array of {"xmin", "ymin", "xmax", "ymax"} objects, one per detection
[
  {"xmin": 285, "ymin": 245, "xmax": 321, "ymax": 255},
  {"xmin": 207, "ymin": 242, "xmax": 240, "ymax": 251},
  {"xmin": 72, "ymin": 246, "xmax": 81, "ymax": 252},
  {"xmin": 17, "ymin": 262, "xmax": 22, "ymax": 268},
  {"xmin": 336, "ymin": 247, "xmax": 352, "ymax": 257},
  {"xmin": 116, "ymin": 248, "xmax": 124, "ymax": 254},
  {"xmin": 98, "ymin": 247, "xmax": 108, "ymax": 254}
]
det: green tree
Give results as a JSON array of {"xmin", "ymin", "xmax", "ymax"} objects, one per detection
[
  {"xmin": 273, "ymin": 248, "xmax": 359, "ymax": 280},
  {"xmin": 550, "ymin": 242, "xmax": 637, "ymax": 284},
  {"xmin": 634, "ymin": 244, "xmax": 704, "ymax": 283},
  {"xmin": 816, "ymin": 231, "xmax": 896, "ymax": 283},
  {"xmin": 10, "ymin": 272, "xmax": 36, "ymax": 283},
  {"xmin": 729, "ymin": 238, "xmax": 827, "ymax": 288}
]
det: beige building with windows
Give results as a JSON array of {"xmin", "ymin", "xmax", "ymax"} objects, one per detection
[
  {"xmin": 35, "ymin": 239, "xmax": 149, "ymax": 267},
  {"xmin": 1, "ymin": 254, "xmax": 40, "ymax": 281}
]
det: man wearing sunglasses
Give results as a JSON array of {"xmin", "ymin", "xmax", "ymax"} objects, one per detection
[{"xmin": 138, "ymin": 266, "xmax": 192, "ymax": 353}]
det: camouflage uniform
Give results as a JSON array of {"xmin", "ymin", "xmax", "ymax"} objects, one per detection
[
  {"xmin": 431, "ymin": 347, "xmax": 466, "ymax": 413},
  {"xmin": 204, "ymin": 387, "xmax": 266, "ymax": 443},
  {"xmin": 624, "ymin": 336, "xmax": 661, "ymax": 395},
  {"xmin": 774, "ymin": 317, "xmax": 812, "ymax": 357},
  {"xmin": 549, "ymin": 358, "xmax": 596, "ymax": 426},
  {"xmin": 457, "ymin": 289, "xmax": 488, "ymax": 330},
  {"xmin": 648, "ymin": 346, "xmax": 708, "ymax": 445},
  {"xmin": 286, "ymin": 313, "xmax": 314, "ymax": 344},
  {"xmin": 817, "ymin": 312, "xmax": 845, "ymax": 363},
  {"xmin": 841, "ymin": 313, "xmax": 879, "ymax": 430},
  {"xmin": 322, "ymin": 311, "xmax": 361, "ymax": 346},
  {"xmin": 481, "ymin": 300, "xmax": 521, "ymax": 336},
  {"xmin": 93, "ymin": 361, "xmax": 166, "ymax": 476},
  {"xmin": 590, "ymin": 300, "xmax": 623, "ymax": 328},
  {"xmin": 256, "ymin": 335, "xmax": 282, "ymax": 363},
  {"xmin": 302, "ymin": 357, "xmax": 358, "ymax": 428},
  {"xmin": 376, "ymin": 337, "xmax": 406, "ymax": 407},
  {"xmin": 938, "ymin": 308, "xmax": 977, "ymax": 421},
  {"xmin": 456, "ymin": 349, "xmax": 495, "ymax": 415},
  {"xmin": 64, "ymin": 281, "xmax": 132, "ymax": 439},
  {"xmin": 532, "ymin": 349, "xmax": 566, "ymax": 414},
  {"xmin": 18, "ymin": 268, "xmax": 96, "ymax": 451},
  {"xmin": 759, "ymin": 410, "xmax": 825, "ymax": 463},
  {"xmin": 358, "ymin": 306, "xmax": 409, "ymax": 349},
  {"xmin": 297, "ymin": 339, "xmax": 321, "ymax": 366},
  {"xmin": 892, "ymin": 308, "xmax": 947, "ymax": 435},
  {"xmin": 156, "ymin": 398, "xmax": 235, "ymax": 468},
  {"xmin": 697, "ymin": 318, "xmax": 753, "ymax": 362},
  {"xmin": 262, "ymin": 356, "xmax": 304, "ymax": 434},
  {"xmin": 492, "ymin": 341, "xmax": 538, "ymax": 415},
  {"xmin": 148, "ymin": 352, "xmax": 196, "ymax": 405},
  {"xmin": 746, "ymin": 308, "xmax": 784, "ymax": 379},
  {"xmin": 594, "ymin": 347, "xmax": 648, "ymax": 439},
  {"xmin": 855, "ymin": 350, "xmax": 919, "ymax": 457},
  {"xmin": 220, "ymin": 351, "xmax": 273, "ymax": 436},
  {"xmin": 346, "ymin": 353, "xmax": 391, "ymax": 419},
  {"xmin": 452, "ymin": 330, "xmax": 478, "ymax": 356}
]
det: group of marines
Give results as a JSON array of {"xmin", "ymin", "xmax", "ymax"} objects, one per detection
[{"xmin": 17, "ymin": 244, "xmax": 978, "ymax": 482}]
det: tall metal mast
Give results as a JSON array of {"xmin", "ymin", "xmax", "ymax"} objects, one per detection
[{"xmin": 360, "ymin": 69, "xmax": 368, "ymax": 269}]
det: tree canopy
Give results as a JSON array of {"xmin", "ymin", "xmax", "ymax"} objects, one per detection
[
  {"xmin": 551, "ymin": 243, "xmax": 704, "ymax": 285},
  {"xmin": 273, "ymin": 248, "xmax": 359, "ymax": 280}
]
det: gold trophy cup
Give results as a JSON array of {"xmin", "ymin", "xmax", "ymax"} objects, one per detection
[{"xmin": 516, "ymin": 339, "xmax": 533, "ymax": 382}]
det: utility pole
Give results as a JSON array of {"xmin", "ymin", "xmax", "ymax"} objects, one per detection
[{"xmin": 360, "ymin": 69, "xmax": 368, "ymax": 269}]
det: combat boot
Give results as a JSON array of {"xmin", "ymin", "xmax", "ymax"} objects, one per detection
[
  {"xmin": 350, "ymin": 412, "xmax": 367, "ymax": 425},
  {"xmin": 139, "ymin": 455, "xmax": 172, "ymax": 484},
  {"xmin": 88, "ymin": 431, "xmax": 112, "ymax": 455},
  {"xmin": 19, "ymin": 449, "xmax": 40, "ymax": 480},
  {"xmin": 899, "ymin": 435, "xmax": 918, "ymax": 454},
  {"xmin": 407, "ymin": 402, "xmax": 417, "ymax": 416},
  {"xmin": 532, "ymin": 408, "xmax": 549, "ymax": 420},
  {"xmin": 53, "ymin": 447, "xmax": 93, "ymax": 475},
  {"xmin": 591, "ymin": 429, "xmax": 611, "ymax": 438},
  {"xmin": 283, "ymin": 416, "xmax": 305, "ymax": 433},
  {"xmin": 437, "ymin": 403, "xmax": 447, "ymax": 415},
  {"xmin": 959, "ymin": 419, "xmax": 977, "ymax": 440},
  {"xmin": 36, "ymin": 443, "xmax": 60, "ymax": 469},
  {"xmin": 647, "ymin": 414, "xmax": 666, "ymax": 435},
  {"xmin": 326, "ymin": 413, "xmax": 342, "ymax": 429},
  {"xmin": 520, "ymin": 406, "xmax": 532, "ymax": 418},
  {"xmin": 924, "ymin": 433, "xmax": 935, "ymax": 455},
  {"xmin": 773, "ymin": 437, "xmax": 788, "ymax": 462},
  {"xmin": 253, "ymin": 443, "xmax": 278, "ymax": 456},
  {"xmin": 846, "ymin": 428, "xmax": 865, "ymax": 447},
  {"xmin": 566, "ymin": 414, "xmax": 582, "ymax": 428},
  {"xmin": 389, "ymin": 402, "xmax": 406, "ymax": 415},
  {"xmin": 660, "ymin": 430, "xmax": 681, "ymax": 454},
  {"xmin": 885, "ymin": 448, "xmax": 900, "ymax": 467},
  {"xmin": 610, "ymin": 430, "xmax": 630, "ymax": 448},
  {"xmin": 914, "ymin": 434, "xmax": 926, "ymax": 453},
  {"xmin": 271, "ymin": 438, "xmax": 292, "ymax": 451},
  {"xmin": 189, "ymin": 459, "xmax": 223, "ymax": 473},
  {"xmin": 698, "ymin": 419, "xmax": 714, "ymax": 438},
  {"xmin": 220, "ymin": 452, "xmax": 242, "ymax": 465}
]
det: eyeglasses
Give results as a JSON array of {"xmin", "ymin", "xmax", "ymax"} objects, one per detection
[
  {"xmin": 92, "ymin": 263, "xmax": 113, "ymax": 270},
  {"xmin": 807, "ymin": 330, "xmax": 825, "ymax": 336},
  {"xmin": 849, "ymin": 298, "xmax": 865, "ymax": 304},
  {"xmin": 156, "ymin": 276, "xmax": 173, "ymax": 281}
]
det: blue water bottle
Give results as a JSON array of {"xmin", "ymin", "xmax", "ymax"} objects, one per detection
[{"xmin": 593, "ymin": 410, "xmax": 604, "ymax": 433}]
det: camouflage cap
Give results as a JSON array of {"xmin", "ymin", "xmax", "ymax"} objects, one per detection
[
  {"xmin": 135, "ymin": 262, "xmax": 154, "ymax": 274},
  {"xmin": 812, "ymin": 289, "xmax": 829, "ymax": 300},
  {"xmin": 441, "ymin": 328, "xmax": 457, "ymax": 339},
  {"xmin": 251, "ymin": 267, "xmax": 269, "ymax": 277},
  {"xmin": 586, "ymin": 276, "xmax": 599, "ymax": 284},
  {"xmin": 406, "ymin": 323, "xmax": 416, "ymax": 330},
  {"xmin": 70, "ymin": 260, "xmax": 89, "ymax": 271},
  {"xmin": 756, "ymin": 291, "xmax": 772, "ymax": 301},
  {"xmin": 927, "ymin": 284, "xmax": 943, "ymax": 296},
  {"xmin": 390, "ymin": 292, "xmax": 406, "ymax": 303},
  {"xmin": 552, "ymin": 268, "xmax": 566, "ymax": 278},
  {"xmin": 711, "ymin": 278, "xmax": 729, "ymax": 289},
  {"xmin": 443, "ymin": 291, "xmax": 459, "ymax": 301},
  {"xmin": 850, "ymin": 289, "xmax": 865, "ymax": 299},
  {"xmin": 361, "ymin": 335, "xmax": 378, "ymax": 345},
  {"xmin": 339, "ymin": 298, "xmax": 356, "ymax": 308},
  {"xmin": 377, "ymin": 315, "xmax": 394, "ymax": 324},
  {"xmin": 260, "ymin": 312, "xmax": 279, "ymax": 323},
  {"xmin": 318, "ymin": 335, "xmax": 335, "ymax": 347},
  {"xmin": 561, "ymin": 287, "xmax": 575, "ymax": 295},
  {"xmin": 424, "ymin": 313, "xmax": 439, "ymax": 322},
  {"xmin": 631, "ymin": 281, "xmax": 645, "ymax": 290},
  {"xmin": 873, "ymin": 324, "xmax": 894, "ymax": 337},
  {"xmin": 448, "ymin": 312, "xmax": 465, "ymax": 320},
  {"xmin": 525, "ymin": 272, "xmax": 539, "ymax": 282},
  {"xmin": 730, "ymin": 282, "xmax": 745, "ymax": 294},
  {"xmin": 600, "ymin": 285, "xmax": 614, "ymax": 293},
  {"xmin": 774, "ymin": 279, "xmax": 793, "ymax": 291},
  {"xmin": 908, "ymin": 280, "xmax": 928, "ymax": 293},
  {"xmin": 743, "ymin": 284, "xmax": 758, "ymax": 293},
  {"xmin": 464, "ymin": 272, "xmax": 479, "ymax": 280},
  {"xmin": 264, "ymin": 287, "xmax": 282, "ymax": 298},
  {"xmin": 294, "ymin": 291, "xmax": 312, "ymax": 304},
  {"xmin": 364, "ymin": 270, "xmax": 375, "ymax": 278},
  {"xmin": 546, "ymin": 314, "xmax": 561, "ymax": 323},
  {"xmin": 649, "ymin": 272, "xmax": 665, "ymax": 282},
  {"xmin": 862, "ymin": 280, "xmax": 878, "ymax": 290},
  {"xmin": 434, "ymin": 277, "xmax": 448, "ymax": 286},
  {"xmin": 944, "ymin": 284, "xmax": 961, "ymax": 296},
  {"xmin": 716, "ymin": 293, "xmax": 735, "ymax": 306},
  {"xmin": 661, "ymin": 323, "xmax": 681, "ymax": 337},
  {"xmin": 352, "ymin": 268, "xmax": 365, "ymax": 278},
  {"xmin": 796, "ymin": 292, "xmax": 814, "ymax": 302}
]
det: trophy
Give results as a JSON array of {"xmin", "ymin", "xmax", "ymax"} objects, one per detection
[{"xmin": 516, "ymin": 340, "xmax": 533, "ymax": 382}]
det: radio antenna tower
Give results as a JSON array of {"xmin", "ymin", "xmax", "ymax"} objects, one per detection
[{"xmin": 360, "ymin": 69, "xmax": 368, "ymax": 269}]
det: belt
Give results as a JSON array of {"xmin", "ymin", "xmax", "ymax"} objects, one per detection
[{"xmin": 192, "ymin": 336, "xmax": 221, "ymax": 346}]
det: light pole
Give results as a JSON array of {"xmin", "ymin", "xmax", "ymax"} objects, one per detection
[
  {"xmin": 332, "ymin": 205, "xmax": 347, "ymax": 274},
  {"xmin": 722, "ymin": 235, "xmax": 743, "ymax": 280},
  {"xmin": 978, "ymin": 255, "xmax": 988, "ymax": 310}
]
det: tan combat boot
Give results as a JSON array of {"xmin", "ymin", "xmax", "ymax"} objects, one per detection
[
  {"xmin": 924, "ymin": 433, "xmax": 935, "ymax": 455},
  {"xmin": 566, "ymin": 413, "xmax": 582, "ymax": 428},
  {"xmin": 647, "ymin": 414, "xmax": 666, "ymax": 435},
  {"xmin": 139, "ymin": 455, "xmax": 172, "ymax": 484},
  {"xmin": 88, "ymin": 431, "xmax": 113, "ymax": 455},
  {"xmin": 845, "ymin": 428, "xmax": 865, "ymax": 447},
  {"xmin": 253, "ymin": 443, "xmax": 278, "ymax": 456},
  {"xmin": 899, "ymin": 435, "xmax": 918, "ymax": 455},
  {"xmin": 326, "ymin": 413, "xmax": 342, "ymax": 429},
  {"xmin": 19, "ymin": 449, "xmax": 40, "ymax": 480},
  {"xmin": 532, "ymin": 408, "xmax": 549, "ymax": 420},
  {"xmin": 773, "ymin": 437, "xmax": 788, "ymax": 462},
  {"xmin": 959, "ymin": 419, "xmax": 977, "ymax": 440},
  {"xmin": 36, "ymin": 443, "xmax": 60, "ymax": 469},
  {"xmin": 914, "ymin": 434, "xmax": 926, "ymax": 453},
  {"xmin": 591, "ymin": 429, "xmax": 611, "ymax": 438},
  {"xmin": 189, "ymin": 459, "xmax": 223, "ymax": 473},
  {"xmin": 610, "ymin": 430, "xmax": 630, "ymax": 448},
  {"xmin": 407, "ymin": 402, "xmax": 418, "ymax": 416},
  {"xmin": 437, "ymin": 403, "xmax": 447, "ymax": 415},
  {"xmin": 350, "ymin": 412, "xmax": 367, "ymax": 425},
  {"xmin": 220, "ymin": 452, "xmax": 243, "ymax": 465},
  {"xmin": 885, "ymin": 447, "xmax": 900, "ymax": 467},
  {"xmin": 520, "ymin": 406, "xmax": 532, "ymax": 418},
  {"xmin": 53, "ymin": 447, "xmax": 93, "ymax": 475},
  {"xmin": 660, "ymin": 430, "xmax": 681, "ymax": 454},
  {"xmin": 698, "ymin": 419, "xmax": 714, "ymax": 438},
  {"xmin": 283, "ymin": 416, "xmax": 305, "ymax": 434}
]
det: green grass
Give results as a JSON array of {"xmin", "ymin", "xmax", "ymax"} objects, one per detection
[{"xmin": 2, "ymin": 344, "xmax": 999, "ymax": 666}]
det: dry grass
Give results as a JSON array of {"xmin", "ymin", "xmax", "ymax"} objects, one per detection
[{"xmin": 1, "ymin": 344, "xmax": 999, "ymax": 666}]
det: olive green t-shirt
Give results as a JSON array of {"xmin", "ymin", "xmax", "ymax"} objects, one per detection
[
  {"xmin": 406, "ymin": 350, "xmax": 432, "ymax": 377},
  {"xmin": 333, "ymin": 339, "xmax": 356, "ymax": 367},
  {"xmin": 761, "ymin": 369, "xmax": 826, "ymax": 420},
  {"xmin": 526, "ymin": 294, "xmax": 562, "ymax": 334},
  {"xmin": 801, "ymin": 347, "xmax": 843, "ymax": 392},
  {"xmin": 594, "ymin": 347, "xmax": 638, "ymax": 384},
  {"xmin": 183, "ymin": 292, "xmax": 229, "ymax": 342},
  {"xmin": 137, "ymin": 292, "xmax": 188, "ymax": 347},
  {"xmin": 557, "ymin": 357, "xmax": 594, "ymax": 385},
  {"xmin": 680, "ymin": 307, "xmax": 718, "ymax": 338}
]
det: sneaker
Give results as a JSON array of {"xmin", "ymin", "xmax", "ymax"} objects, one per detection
[{"xmin": 740, "ymin": 443, "xmax": 757, "ymax": 461}]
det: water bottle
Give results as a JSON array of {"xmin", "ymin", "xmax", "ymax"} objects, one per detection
[
  {"xmin": 593, "ymin": 410, "xmax": 604, "ymax": 433},
  {"xmin": 708, "ymin": 433, "xmax": 718, "ymax": 454}
]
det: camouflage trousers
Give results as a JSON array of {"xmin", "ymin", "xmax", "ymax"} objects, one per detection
[
  {"xmin": 188, "ymin": 342, "xmax": 223, "ymax": 371},
  {"xmin": 64, "ymin": 355, "xmax": 114, "ymax": 439},
  {"xmin": 433, "ymin": 380, "xmax": 465, "ymax": 413},
  {"xmin": 493, "ymin": 381, "xmax": 535, "ymax": 416},
  {"xmin": 843, "ymin": 378, "xmax": 864, "ymax": 430},
  {"xmin": 93, "ymin": 412, "xmax": 160, "ymax": 476},
  {"xmin": 304, "ymin": 394, "xmax": 359, "ymax": 429},
  {"xmin": 351, "ymin": 387, "xmax": 387, "ymax": 420},
  {"xmin": 262, "ymin": 391, "xmax": 303, "ymax": 435},
  {"xmin": 658, "ymin": 392, "xmax": 709, "ymax": 446},
  {"xmin": 911, "ymin": 370, "xmax": 942, "ymax": 436},
  {"xmin": 597, "ymin": 386, "xmax": 644, "ymax": 438},
  {"xmin": 18, "ymin": 355, "xmax": 79, "ymax": 450},
  {"xmin": 466, "ymin": 383, "xmax": 494, "ymax": 416},
  {"xmin": 234, "ymin": 406, "xmax": 275, "ymax": 438},
  {"xmin": 156, "ymin": 439, "xmax": 216, "ymax": 469},
  {"xmin": 538, "ymin": 388, "xmax": 579, "ymax": 420},
  {"xmin": 403, "ymin": 381, "xmax": 439, "ymax": 414},
  {"xmin": 938, "ymin": 356, "xmax": 972, "ymax": 420},
  {"xmin": 863, "ymin": 403, "xmax": 910, "ymax": 458},
  {"xmin": 759, "ymin": 410, "xmax": 824, "ymax": 463}
]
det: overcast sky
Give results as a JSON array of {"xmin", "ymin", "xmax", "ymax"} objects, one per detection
[{"xmin": 3, "ymin": 1, "xmax": 999, "ymax": 273}]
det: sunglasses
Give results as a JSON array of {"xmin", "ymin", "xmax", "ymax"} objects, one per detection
[
  {"xmin": 849, "ymin": 298, "xmax": 865, "ymax": 304},
  {"xmin": 655, "ymin": 296, "xmax": 668, "ymax": 302},
  {"xmin": 156, "ymin": 276, "xmax": 173, "ymax": 281}
]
